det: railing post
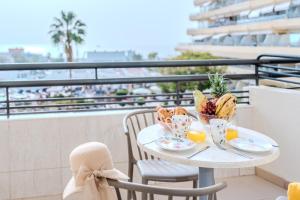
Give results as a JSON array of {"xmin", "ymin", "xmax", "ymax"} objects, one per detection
[
  {"xmin": 5, "ymin": 87, "xmax": 10, "ymax": 119},
  {"xmin": 176, "ymin": 82, "xmax": 180, "ymax": 106},
  {"xmin": 95, "ymin": 68, "xmax": 98, "ymax": 79},
  {"xmin": 255, "ymin": 64, "xmax": 259, "ymax": 86}
]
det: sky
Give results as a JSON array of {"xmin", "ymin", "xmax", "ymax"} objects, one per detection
[{"xmin": 0, "ymin": 0, "xmax": 196, "ymax": 58}]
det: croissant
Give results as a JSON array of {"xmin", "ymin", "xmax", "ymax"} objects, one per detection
[
  {"xmin": 156, "ymin": 106, "xmax": 187, "ymax": 124},
  {"xmin": 174, "ymin": 107, "xmax": 188, "ymax": 115}
]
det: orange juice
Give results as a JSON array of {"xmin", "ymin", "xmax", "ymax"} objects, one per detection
[
  {"xmin": 226, "ymin": 128, "xmax": 238, "ymax": 141},
  {"xmin": 187, "ymin": 130, "xmax": 206, "ymax": 143}
]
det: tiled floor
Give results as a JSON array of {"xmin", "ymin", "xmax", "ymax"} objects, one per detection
[
  {"xmin": 139, "ymin": 175, "xmax": 286, "ymax": 200},
  {"xmin": 19, "ymin": 175, "xmax": 286, "ymax": 200},
  {"xmin": 217, "ymin": 176, "xmax": 286, "ymax": 200},
  {"xmin": 110, "ymin": 163, "xmax": 287, "ymax": 200}
]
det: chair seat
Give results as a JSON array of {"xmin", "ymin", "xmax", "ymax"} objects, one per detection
[{"xmin": 137, "ymin": 160, "xmax": 198, "ymax": 182}]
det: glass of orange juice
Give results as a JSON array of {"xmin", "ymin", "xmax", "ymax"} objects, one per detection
[
  {"xmin": 187, "ymin": 130, "xmax": 206, "ymax": 143},
  {"xmin": 226, "ymin": 128, "xmax": 238, "ymax": 141}
]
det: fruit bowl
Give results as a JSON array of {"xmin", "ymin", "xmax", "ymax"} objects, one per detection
[{"xmin": 197, "ymin": 112, "xmax": 232, "ymax": 125}]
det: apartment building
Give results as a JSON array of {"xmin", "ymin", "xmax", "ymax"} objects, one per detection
[{"xmin": 176, "ymin": 0, "xmax": 300, "ymax": 58}]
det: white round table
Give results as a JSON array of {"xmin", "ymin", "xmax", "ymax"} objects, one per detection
[{"xmin": 137, "ymin": 121, "xmax": 279, "ymax": 200}]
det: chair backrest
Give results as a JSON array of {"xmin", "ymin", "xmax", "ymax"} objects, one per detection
[
  {"xmin": 123, "ymin": 109, "xmax": 157, "ymax": 163},
  {"xmin": 123, "ymin": 109, "xmax": 196, "ymax": 163},
  {"xmin": 107, "ymin": 179, "xmax": 227, "ymax": 200}
]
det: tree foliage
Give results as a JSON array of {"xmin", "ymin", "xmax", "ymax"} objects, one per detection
[
  {"xmin": 49, "ymin": 11, "xmax": 86, "ymax": 62},
  {"xmin": 132, "ymin": 53, "xmax": 143, "ymax": 61},
  {"xmin": 159, "ymin": 51, "xmax": 227, "ymax": 93},
  {"xmin": 147, "ymin": 52, "xmax": 158, "ymax": 60}
]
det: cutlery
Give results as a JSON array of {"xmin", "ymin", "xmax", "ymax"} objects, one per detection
[
  {"xmin": 247, "ymin": 138, "xmax": 267, "ymax": 149},
  {"xmin": 187, "ymin": 146, "xmax": 210, "ymax": 159},
  {"xmin": 215, "ymin": 143, "xmax": 253, "ymax": 159},
  {"xmin": 142, "ymin": 137, "xmax": 161, "ymax": 145},
  {"xmin": 248, "ymin": 138, "xmax": 279, "ymax": 148},
  {"xmin": 227, "ymin": 148, "xmax": 253, "ymax": 159}
]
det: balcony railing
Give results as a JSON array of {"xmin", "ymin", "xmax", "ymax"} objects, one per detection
[{"xmin": 0, "ymin": 54, "xmax": 299, "ymax": 117}]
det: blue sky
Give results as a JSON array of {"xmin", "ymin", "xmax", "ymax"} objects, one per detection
[{"xmin": 0, "ymin": 0, "xmax": 196, "ymax": 58}]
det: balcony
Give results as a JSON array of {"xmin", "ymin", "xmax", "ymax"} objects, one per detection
[
  {"xmin": 188, "ymin": 18, "xmax": 300, "ymax": 36},
  {"xmin": 0, "ymin": 55, "xmax": 300, "ymax": 199},
  {"xmin": 194, "ymin": 0, "xmax": 213, "ymax": 6},
  {"xmin": 190, "ymin": 0, "xmax": 289, "ymax": 21},
  {"xmin": 176, "ymin": 44, "xmax": 300, "ymax": 59}
]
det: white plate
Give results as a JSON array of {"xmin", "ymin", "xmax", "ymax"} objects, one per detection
[
  {"xmin": 155, "ymin": 137, "xmax": 196, "ymax": 151},
  {"xmin": 228, "ymin": 137, "xmax": 273, "ymax": 153}
]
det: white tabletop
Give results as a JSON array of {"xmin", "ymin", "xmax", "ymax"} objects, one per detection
[{"xmin": 137, "ymin": 122, "xmax": 280, "ymax": 169}]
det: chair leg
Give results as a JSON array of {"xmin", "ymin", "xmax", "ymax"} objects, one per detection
[
  {"xmin": 127, "ymin": 163, "xmax": 134, "ymax": 200},
  {"xmin": 142, "ymin": 178, "xmax": 148, "ymax": 200},
  {"xmin": 192, "ymin": 179, "xmax": 197, "ymax": 200},
  {"xmin": 213, "ymin": 193, "xmax": 217, "ymax": 200},
  {"xmin": 150, "ymin": 193, "xmax": 154, "ymax": 200}
]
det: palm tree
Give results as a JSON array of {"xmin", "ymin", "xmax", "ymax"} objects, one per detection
[
  {"xmin": 49, "ymin": 11, "xmax": 86, "ymax": 78},
  {"xmin": 147, "ymin": 52, "xmax": 158, "ymax": 60}
]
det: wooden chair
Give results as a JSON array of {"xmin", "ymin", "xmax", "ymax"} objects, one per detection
[
  {"xmin": 123, "ymin": 109, "xmax": 199, "ymax": 200},
  {"xmin": 108, "ymin": 179, "xmax": 227, "ymax": 200}
]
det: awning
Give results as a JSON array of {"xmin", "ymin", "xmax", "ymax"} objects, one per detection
[
  {"xmin": 192, "ymin": 35, "xmax": 212, "ymax": 41},
  {"xmin": 240, "ymin": 10, "xmax": 251, "ymax": 17},
  {"xmin": 212, "ymin": 33, "xmax": 227, "ymax": 39},
  {"xmin": 274, "ymin": 2, "xmax": 290, "ymax": 12},
  {"xmin": 260, "ymin": 5, "xmax": 274, "ymax": 14},
  {"xmin": 248, "ymin": 9, "xmax": 261, "ymax": 18}
]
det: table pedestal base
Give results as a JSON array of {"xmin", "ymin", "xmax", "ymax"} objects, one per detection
[{"xmin": 199, "ymin": 167, "xmax": 215, "ymax": 200}]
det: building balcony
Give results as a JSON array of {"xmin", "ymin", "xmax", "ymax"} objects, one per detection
[
  {"xmin": 190, "ymin": 0, "xmax": 289, "ymax": 21},
  {"xmin": 176, "ymin": 44, "xmax": 300, "ymax": 59},
  {"xmin": 0, "ymin": 57, "xmax": 300, "ymax": 199},
  {"xmin": 187, "ymin": 17, "xmax": 300, "ymax": 36},
  {"xmin": 194, "ymin": 0, "xmax": 213, "ymax": 6}
]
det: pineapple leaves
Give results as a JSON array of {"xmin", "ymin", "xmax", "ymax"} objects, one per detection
[{"xmin": 208, "ymin": 73, "xmax": 228, "ymax": 98}]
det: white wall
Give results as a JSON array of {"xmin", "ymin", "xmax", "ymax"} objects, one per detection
[
  {"xmin": 0, "ymin": 111, "xmax": 128, "ymax": 200},
  {"xmin": 250, "ymin": 86, "xmax": 300, "ymax": 182}
]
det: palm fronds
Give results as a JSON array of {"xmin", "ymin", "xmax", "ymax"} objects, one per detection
[{"xmin": 48, "ymin": 10, "xmax": 87, "ymax": 62}]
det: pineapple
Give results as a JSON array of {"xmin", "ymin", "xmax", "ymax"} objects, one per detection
[{"xmin": 209, "ymin": 73, "xmax": 228, "ymax": 98}]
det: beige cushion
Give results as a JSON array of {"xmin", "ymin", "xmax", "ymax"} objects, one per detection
[{"xmin": 137, "ymin": 160, "xmax": 198, "ymax": 181}]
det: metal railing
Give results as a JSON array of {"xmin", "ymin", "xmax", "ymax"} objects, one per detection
[
  {"xmin": 257, "ymin": 54, "xmax": 300, "ymax": 89},
  {"xmin": 0, "ymin": 54, "xmax": 299, "ymax": 117}
]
